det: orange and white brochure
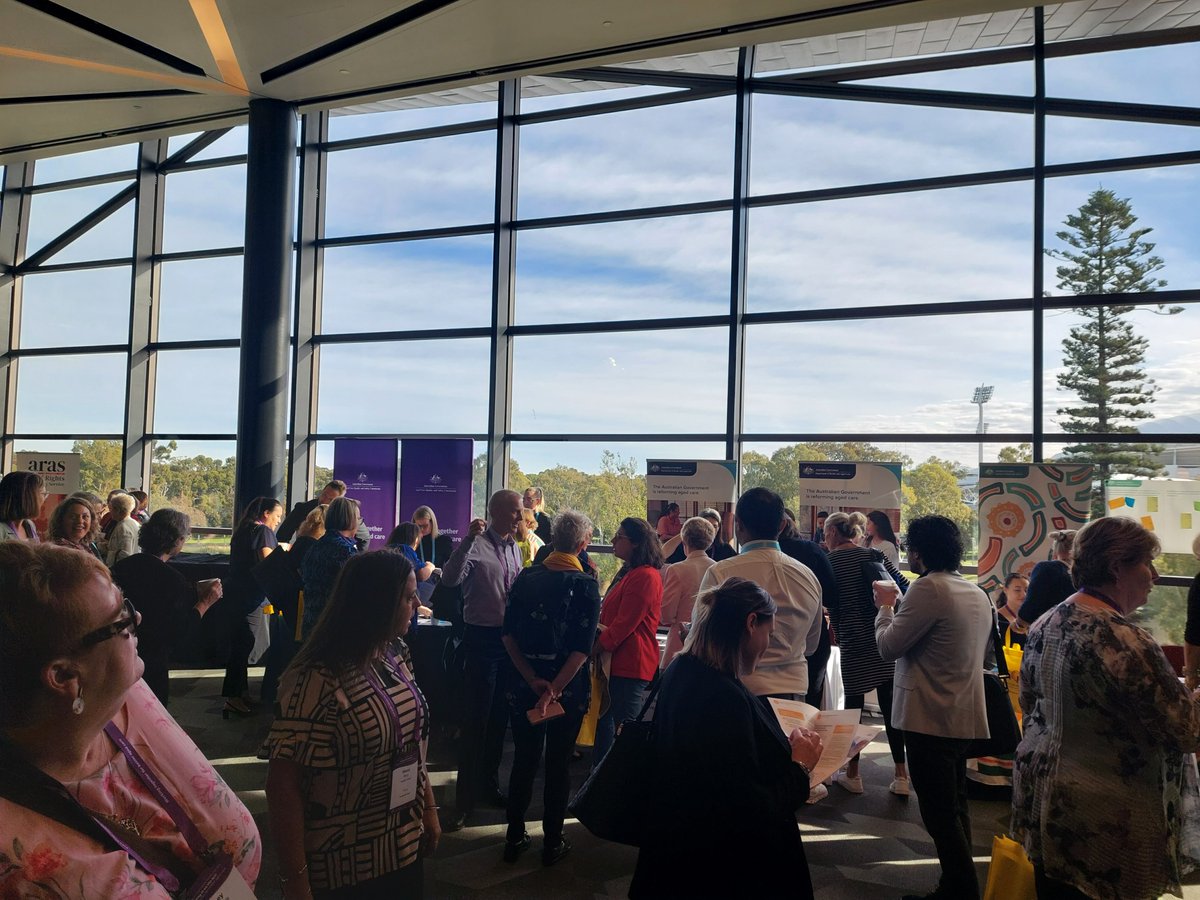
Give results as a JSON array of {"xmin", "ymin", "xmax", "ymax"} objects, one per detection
[{"xmin": 768, "ymin": 698, "xmax": 883, "ymax": 785}]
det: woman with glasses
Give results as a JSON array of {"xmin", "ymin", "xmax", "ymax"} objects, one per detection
[
  {"xmin": 111, "ymin": 509, "xmax": 223, "ymax": 705},
  {"xmin": 0, "ymin": 470, "xmax": 44, "ymax": 542},
  {"xmin": 592, "ymin": 517, "xmax": 663, "ymax": 765},
  {"xmin": 0, "ymin": 541, "xmax": 260, "ymax": 897},
  {"xmin": 412, "ymin": 505, "xmax": 454, "ymax": 569}
]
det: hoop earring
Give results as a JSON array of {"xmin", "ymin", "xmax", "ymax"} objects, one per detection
[{"xmin": 72, "ymin": 689, "xmax": 85, "ymax": 716}]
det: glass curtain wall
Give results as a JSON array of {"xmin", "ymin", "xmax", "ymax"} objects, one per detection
[{"xmin": 2, "ymin": 6, "xmax": 1197, "ymax": 621}]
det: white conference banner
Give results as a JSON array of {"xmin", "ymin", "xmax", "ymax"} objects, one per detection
[
  {"xmin": 646, "ymin": 460, "xmax": 737, "ymax": 546},
  {"xmin": 11, "ymin": 451, "xmax": 82, "ymax": 538}
]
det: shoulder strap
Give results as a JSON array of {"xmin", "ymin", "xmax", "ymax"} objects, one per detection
[
  {"xmin": 633, "ymin": 669, "xmax": 664, "ymax": 723},
  {"xmin": 0, "ymin": 744, "xmax": 114, "ymax": 847}
]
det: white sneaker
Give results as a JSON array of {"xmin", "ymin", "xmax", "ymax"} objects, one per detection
[
  {"xmin": 806, "ymin": 783, "xmax": 828, "ymax": 804},
  {"xmin": 889, "ymin": 776, "xmax": 911, "ymax": 797},
  {"xmin": 834, "ymin": 772, "xmax": 864, "ymax": 794}
]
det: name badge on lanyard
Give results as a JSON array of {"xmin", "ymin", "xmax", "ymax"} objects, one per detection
[
  {"xmin": 365, "ymin": 656, "xmax": 426, "ymax": 812},
  {"xmin": 182, "ymin": 853, "xmax": 256, "ymax": 900}
]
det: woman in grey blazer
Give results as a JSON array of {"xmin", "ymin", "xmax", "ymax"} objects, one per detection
[{"xmin": 873, "ymin": 515, "xmax": 993, "ymax": 900}]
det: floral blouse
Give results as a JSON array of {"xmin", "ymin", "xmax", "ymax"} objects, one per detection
[
  {"xmin": 261, "ymin": 641, "xmax": 430, "ymax": 892},
  {"xmin": 1012, "ymin": 596, "xmax": 1200, "ymax": 899},
  {"xmin": 0, "ymin": 681, "xmax": 260, "ymax": 898}
]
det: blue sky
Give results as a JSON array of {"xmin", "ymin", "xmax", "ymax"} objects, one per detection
[{"xmin": 8, "ymin": 36, "xmax": 1200, "ymax": 477}]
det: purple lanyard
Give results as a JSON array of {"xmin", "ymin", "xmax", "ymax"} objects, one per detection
[
  {"xmin": 363, "ymin": 655, "xmax": 425, "ymax": 753},
  {"xmin": 99, "ymin": 721, "xmax": 214, "ymax": 892},
  {"xmin": 1080, "ymin": 586, "xmax": 1122, "ymax": 614},
  {"xmin": 486, "ymin": 531, "xmax": 518, "ymax": 592}
]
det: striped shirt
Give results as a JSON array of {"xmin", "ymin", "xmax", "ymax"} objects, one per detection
[{"xmin": 261, "ymin": 641, "xmax": 429, "ymax": 891}]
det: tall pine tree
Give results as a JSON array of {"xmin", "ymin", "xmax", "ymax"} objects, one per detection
[{"xmin": 1049, "ymin": 188, "xmax": 1179, "ymax": 514}]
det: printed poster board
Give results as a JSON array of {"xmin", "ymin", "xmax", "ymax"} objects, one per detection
[
  {"xmin": 1104, "ymin": 478, "xmax": 1200, "ymax": 556},
  {"xmin": 399, "ymin": 438, "xmax": 474, "ymax": 547},
  {"xmin": 12, "ymin": 451, "xmax": 81, "ymax": 538},
  {"xmin": 797, "ymin": 461, "xmax": 903, "ymax": 543},
  {"xmin": 334, "ymin": 439, "xmax": 398, "ymax": 550},
  {"xmin": 646, "ymin": 460, "xmax": 737, "ymax": 545},
  {"xmin": 977, "ymin": 463, "xmax": 1092, "ymax": 598}
]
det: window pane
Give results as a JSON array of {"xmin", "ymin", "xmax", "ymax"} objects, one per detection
[
  {"xmin": 848, "ymin": 59, "xmax": 1032, "ymax": 94},
  {"xmin": 150, "ymin": 439, "xmax": 237, "ymax": 533},
  {"xmin": 1041, "ymin": 302, "xmax": 1200, "ymax": 439},
  {"xmin": 316, "ymin": 339, "xmax": 489, "ymax": 434},
  {"xmin": 20, "ymin": 267, "xmax": 130, "ymax": 347},
  {"xmin": 511, "ymin": 328, "xmax": 729, "ymax": 434},
  {"xmin": 25, "ymin": 184, "xmax": 134, "ymax": 263},
  {"xmin": 321, "ymin": 237, "xmax": 493, "ymax": 333},
  {"xmin": 515, "ymin": 213, "xmax": 731, "ymax": 324},
  {"xmin": 1044, "ymin": 166, "xmax": 1200, "ymax": 295},
  {"xmin": 15, "ymin": 353, "xmax": 127, "ymax": 433},
  {"xmin": 1046, "ymin": 42, "xmax": 1200, "ymax": 108},
  {"xmin": 1045, "ymin": 115, "xmax": 1200, "ymax": 166},
  {"xmin": 167, "ymin": 126, "xmax": 248, "ymax": 161},
  {"xmin": 508, "ymin": 439, "xmax": 726, "ymax": 554},
  {"xmin": 153, "ymin": 349, "xmax": 240, "ymax": 433},
  {"xmin": 158, "ymin": 257, "xmax": 243, "ymax": 341},
  {"xmin": 518, "ymin": 96, "xmax": 735, "ymax": 218},
  {"xmin": 520, "ymin": 76, "xmax": 684, "ymax": 114},
  {"xmin": 751, "ymin": 94, "xmax": 1032, "ymax": 196},
  {"xmin": 33, "ymin": 145, "xmax": 137, "ymax": 184},
  {"xmin": 744, "ymin": 312, "xmax": 1033, "ymax": 433},
  {"xmin": 329, "ymin": 87, "xmax": 498, "ymax": 140},
  {"xmin": 747, "ymin": 182, "xmax": 1032, "ymax": 312},
  {"xmin": 324, "ymin": 132, "xmax": 497, "ymax": 236},
  {"xmin": 162, "ymin": 165, "xmax": 248, "ymax": 253}
]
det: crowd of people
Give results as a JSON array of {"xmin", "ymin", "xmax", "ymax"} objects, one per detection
[{"xmin": 0, "ymin": 465, "xmax": 1197, "ymax": 900}]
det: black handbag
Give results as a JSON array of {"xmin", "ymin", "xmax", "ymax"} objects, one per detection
[
  {"xmin": 966, "ymin": 614, "xmax": 1021, "ymax": 758},
  {"xmin": 567, "ymin": 675, "xmax": 661, "ymax": 847}
]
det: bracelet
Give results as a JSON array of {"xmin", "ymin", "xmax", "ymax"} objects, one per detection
[
  {"xmin": 795, "ymin": 760, "xmax": 812, "ymax": 778},
  {"xmin": 279, "ymin": 863, "xmax": 309, "ymax": 885}
]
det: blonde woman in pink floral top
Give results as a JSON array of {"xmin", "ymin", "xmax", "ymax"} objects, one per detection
[{"xmin": 0, "ymin": 542, "xmax": 260, "ymax": 898}]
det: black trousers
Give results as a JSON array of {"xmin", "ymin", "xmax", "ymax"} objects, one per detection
[
  {"xmin": 904, "ymin": 730, "xmax": 979, "ymax": 898},
  {"xmin": 506, "ymin": 700, "xmax": 584, "ymax": 846},
  {"xmin": 315, "ymin": 858, "xmax": 423, "ymax": 900},
  {"xmin": 1034, "ymin": 864, "xmax": 1091, "ymax": 900},
  {"xmin": 221, "ymin": 600, "xmax": 255, "ymax": 700},
  {"xmin": 804, "ymin": 617, "xmax": 832, "ymax": 708},
  {"xmin": 455, "ymin": 625, "xmax": 509, "ymax": 814},
  {"xmin": 845, "ymin": 680, "xmax": 906, "ymax": 764}
]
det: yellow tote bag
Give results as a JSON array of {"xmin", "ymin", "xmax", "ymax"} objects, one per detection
[
  {"xmin": 1004, "ymin": 631, "xmax": 1024, "ymax": 723},
  {"xmin": 575, "ymin": 670, "xmax": 604, "ymax": 748},
  {"xmin": 983, "ymin": 834, "xmax": 1036, "ymax": 900}
]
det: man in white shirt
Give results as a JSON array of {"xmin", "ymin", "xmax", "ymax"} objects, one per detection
[{"xmin": 698, "ymin": 488, "xmax": 823, "ymax": 702}]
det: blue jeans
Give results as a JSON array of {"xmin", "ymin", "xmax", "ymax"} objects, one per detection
[{"xmin": 593, "ymin": 675, "xmax": 649, "ymax": 766}]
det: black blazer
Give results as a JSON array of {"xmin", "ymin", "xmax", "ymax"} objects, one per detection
[{"xmin": 631, "ymin": 654, "xmax": 813, "ymax": 900}]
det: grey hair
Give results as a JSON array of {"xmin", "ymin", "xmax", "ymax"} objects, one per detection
[
  {"xmin": 681, "ymin": 516, "xmax": 716, "ymax": 552},
  {"xmin": 551, "ymin": 508, "xmax": 592, "ymax": 552}
]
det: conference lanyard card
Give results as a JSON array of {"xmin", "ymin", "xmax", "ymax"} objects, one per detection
[
  {"xmin": 390, "ymin": 749, "xmax": 420, "ymax": 811},
  {"xmin": 182, "ymin": 853, "xmax": 256, "ymax": 900}
]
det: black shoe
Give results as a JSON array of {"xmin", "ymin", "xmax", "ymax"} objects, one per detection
[
  {"xmin": 542, "ymin": 837, "xmax": 572, "ymax": 866},
  {"xmin": 503, "ymin": 832, "xmax": 531, "ymax": 863},
  {"xmin": 488, "ymin": 789, "xmax": 508, "ymax": 808},
  {"xmin": 444, "ymin": 810, "xmax": 468, "ymax": 833}
]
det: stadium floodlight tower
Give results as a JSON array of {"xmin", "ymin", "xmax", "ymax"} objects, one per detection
[{"xmin": 972, "ymin": 384, "xmax": 994, "ymax": 479}]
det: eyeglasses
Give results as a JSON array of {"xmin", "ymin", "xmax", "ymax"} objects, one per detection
[{"xmin": 78, "ymin": 597, "xmax": 138, "ymax": 649}]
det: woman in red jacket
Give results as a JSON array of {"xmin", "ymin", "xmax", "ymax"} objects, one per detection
[{"xmin": 593, "ymin": 517, "xmax": 663, "ymax": 765}]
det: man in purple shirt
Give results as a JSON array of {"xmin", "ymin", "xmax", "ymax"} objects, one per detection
[{"xmin": 441, "ymin": 489, "xmax": 524, "ymax": 831}]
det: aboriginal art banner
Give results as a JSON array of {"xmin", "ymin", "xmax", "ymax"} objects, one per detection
[
  {"xmin": 399, "ymin": 438, "xmax": 474, "ymax": 547},
  {"xmin": 797, "ymin": 461, "xmax": 903, "ymax": 543},
  {"xmin": 976, "ymin": 464, "xmax": 1093, "ymax": 597},
  {"xmin": 1104, "ymin": 478, "xmax": 1200, "ymax": 556},
  {"xmin": 334, "ymin": 439, "xmax": 398, "ymax": 550},
  {"xmin": 646, "ymin": 460, "xmax": 738, "ymax": 545},
  {"xmin": 12, "ymin": 451, "xmax": 81, "ymax": 538}
]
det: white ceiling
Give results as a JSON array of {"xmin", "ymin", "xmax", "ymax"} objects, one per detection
[{"xmin": 1, "ymin": 0, "xmax": 1194, "ymax": 163}]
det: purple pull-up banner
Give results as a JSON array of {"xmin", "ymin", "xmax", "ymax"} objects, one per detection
[
  {"xmin": 399, "ymin": 439, "xmax": 474, "ymax": 547},
  {"xmin": 333, "ymin": 439, "xmax": 398, "ymax": 550}
]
